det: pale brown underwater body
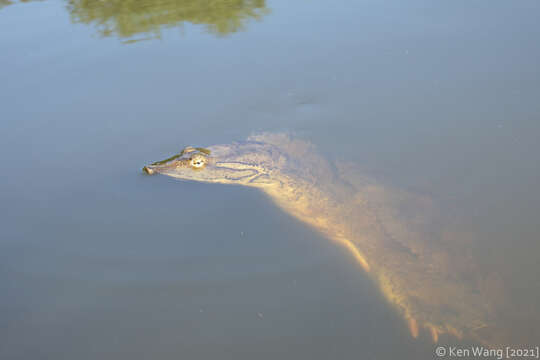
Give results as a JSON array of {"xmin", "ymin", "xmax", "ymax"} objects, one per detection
[{"xmin": 143, "ymin": 133, "xmax": 522, "ymax": 347}]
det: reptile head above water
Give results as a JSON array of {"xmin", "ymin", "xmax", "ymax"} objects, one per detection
[{"xmin": 142, "ymin": 139, "xmax": 287, "ymax": 187}]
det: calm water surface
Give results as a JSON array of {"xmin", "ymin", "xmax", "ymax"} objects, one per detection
[{"xmin": 1, "ymin": 0, "xmax": 539, "ymax": 359}]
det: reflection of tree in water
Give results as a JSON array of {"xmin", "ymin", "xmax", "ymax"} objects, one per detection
[
  {"xmin": 67, "ymin": 0, "xmax": 269, "ymax": 39},
  {"xmin": 0, "ymin": 0, "xmax": 43, "ymax": 10},
  {"xmin": 1, "ymin": 0, "xmax": 269, "ymax": 39}
]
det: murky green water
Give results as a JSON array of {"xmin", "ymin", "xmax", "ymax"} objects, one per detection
[{"xmin": 1, "ymin": 0, "xmax": 539, "ymax": 358}]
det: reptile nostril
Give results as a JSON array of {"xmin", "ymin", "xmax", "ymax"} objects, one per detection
[{"xmin": 142, "ymin": 166, "xmax": 155, "ymax": 175}]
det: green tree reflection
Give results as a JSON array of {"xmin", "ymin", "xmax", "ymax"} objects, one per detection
[
  {"xmin": 67, "ymin": 0, "xmax": 269, "ymax": 40},
  {"xmin": 1, "ymin": 0, "xmax": 269, "ymax": 40},
  {"xmin": 0, "ymin": 0, "xmax": 43, "ymax": 10}
]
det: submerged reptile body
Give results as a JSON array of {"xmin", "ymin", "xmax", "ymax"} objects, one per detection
[{"xmin": 143, "ymin": 133, "xmax": 511, "ymax": 347}]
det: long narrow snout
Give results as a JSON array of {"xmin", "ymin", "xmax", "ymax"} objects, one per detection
[
  {"xmin": 142, "ymin": 162, "xmax": 176, "ymax": 174},
  {"xmin": 142, "ymin": 149, "xmax": 188, "ymax": 175}
]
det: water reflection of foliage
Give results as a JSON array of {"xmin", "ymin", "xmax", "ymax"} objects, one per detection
[
  {"xmin": 66, "ymin": 0, "xmax": 269, "ymax": 39},
  {"xmin": 0, "ymin": 0, "xmax": 42, "ymax": 10}
]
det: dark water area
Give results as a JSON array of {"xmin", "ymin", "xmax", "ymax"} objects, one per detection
[{"xmin": 1, "ymin": 0, "xmax": 539, "ymax": 358}]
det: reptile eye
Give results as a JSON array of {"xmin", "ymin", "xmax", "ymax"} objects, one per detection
[{"xmin": 190, "ymin": 155, "xmax": 206, "ymax": 168}]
